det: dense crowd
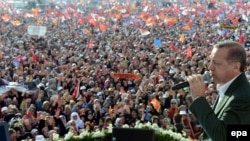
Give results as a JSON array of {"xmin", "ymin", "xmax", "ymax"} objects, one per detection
[{"xmin": 0, "ymin": 0, "xmax": 250, "ymax": 140}]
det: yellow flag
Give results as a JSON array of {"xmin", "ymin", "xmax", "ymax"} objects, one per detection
[
  {"xmin": 130, "ymin": 3, "xmax": 137, "ymax": 10},
  {"xmin": 36, "ymin": 19, "xmax": 43, "ymax": 25},
  {"xmin": 179, "ymin": 34, "xmax": 185, "ymax": 43},
  {"xmin": 52, "ymin": 19, "xmax": 58, "ymax": 26},
  {"xmin": 11, "ymin": 20, "xmax": 21, "ymax": 26}
]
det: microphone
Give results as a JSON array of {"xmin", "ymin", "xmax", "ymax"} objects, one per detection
[
  {"xmin": 172, "ymin": 81, "xmax": 189, "ymax": 90},
  {"xmin": 172, "ymin": 74, "xmax": 210, "ymax": 90}
]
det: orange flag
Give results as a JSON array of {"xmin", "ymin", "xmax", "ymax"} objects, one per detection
[
  {"xmin": 99, "ymin": 23, "xmax": 108, "ymax": 31},
  {"xmin": 0, "ymin": 52, "xmax": 2, "ymax": 60},
  {"xmin": 187, "ymin": 46, "xmax": 192, "ymax": 58},
  {"xmin": 83, "ymin": 28, "xmax": 92, "ymax": 36},
  {"xmin": 52, "ymin": 19, "xmax": 58, "ymax": 26},
  {"xmin": 113, "ymin": 13, "xmax": 122, "ymax": 20},
  {"xmin": 145, "ymin": 16, "xmax": 156, "ymax": 26},
  {"xmin": 113, "ymin": 73, "xmax": 140, "ymax": 80},
  {"xmin": 109, "ymin": 106, "xmax": 113, "ymax": 115},
  {"xmin": 183, "ymin": 25, "xmax": 190, "ymax": 30},
  {"xmin": 31, "ymin": 50, "xmax": 38, "ymax": 64},
  {"xmin": 158, "ymin": 11, "xmax": 165, "ymax": 18},
  {"xmin": 32, "ymin": 8, "xmax": 40, "ymax": 18},
  {"xmin": 151, "ymin": 98, "xmax": 161, "ymax": 112},
  {"xmin": 36, "ymin": 19, "xmax": 43, "ymax": 25}
]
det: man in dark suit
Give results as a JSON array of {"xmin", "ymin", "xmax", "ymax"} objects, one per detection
[{"xmin": 187, "ymin": 40, "xmax": 250, "ymax": 141}]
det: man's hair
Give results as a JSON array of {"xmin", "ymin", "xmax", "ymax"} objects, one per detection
[{"xmin": 214, "ymin": 40, "xmax": 246, "ymax": 72}]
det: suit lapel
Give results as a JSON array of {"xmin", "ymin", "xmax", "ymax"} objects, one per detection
[{"xmin": 214, "ymin": 95, "xmax": 230, "ymax": 115}]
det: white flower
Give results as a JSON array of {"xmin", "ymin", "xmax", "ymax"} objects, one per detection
[
  {"xmin": 123, "ymin": 124, "xmax": 130, "ymax": 128},
  {"xmin": 92, "ymin": 130, "xmax": 105, "ymax": 138},
  {"xmin": 145, "ymin": 122, "xmax": 152, "ymax": 128},
  {"xmin": 172, "ymin": 132, "xmax": 183, "ymax": 140},
  {"xmin": 79, "ymin": 130, "xmax": 90, "ymax": 139},
  {"xmin": 64, "ymin": 131, "xmax": 74, "ymax": 140},
  {"xmin": 52, "ymin": 133, "xmax": 59, "ymax": 140},
  {"xmin": 151, "ymin": 123, "xmax": 159, "ymax": 129},
  {"xmin": 180, "ymin": 138, "xmax": 192, "ymax": 141},
  {"xmin": 107, "ymin": 123, "xmax": 113, "ymax": 133},
  {"xmin": 134, "ymin": 120, "xmax": 143, "ymax": 128},
  {"xmin": 135, "ymin": 120, "xmax": 141, "ymax": 125}
]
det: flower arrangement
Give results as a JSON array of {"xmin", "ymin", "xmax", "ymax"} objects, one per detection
[{"xmin": 57, "ymin": 122, "xmax": 194, "ymax": 141}]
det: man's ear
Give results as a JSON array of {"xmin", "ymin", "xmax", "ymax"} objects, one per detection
[{"xmin": 233, "ymin": 62, "xmax": 241, "ymax": 72}]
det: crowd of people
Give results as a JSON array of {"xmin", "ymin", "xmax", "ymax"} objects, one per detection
[{"xmin": 0, "ymin": 0, "xmax": 250, "ymax": 140}]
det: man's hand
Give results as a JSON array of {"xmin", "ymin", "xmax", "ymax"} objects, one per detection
[{"xmin": 187, "ymin": 74, "xmax": 206, "ymax": 100}]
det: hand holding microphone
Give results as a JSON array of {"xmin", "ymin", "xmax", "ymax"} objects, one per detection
[
  {"xmin": 187, "ymin": 74, "xmax": 206, "ymax": 99},
  {"xmin": 172, "ymin": 74, "xmax": 206, "ymax": 99}
]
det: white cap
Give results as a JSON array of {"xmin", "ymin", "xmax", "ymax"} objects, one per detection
[
  {"xmin": 37, "ymin": 83, "xmax": 44, "ymax": 88},
  {"xmin": 80, "ymin": 86, "xmax": 86, "ymax": 90},
  {"xmin": 57, "ymin": 86, "xmax": 63, "ymax": 91},
  {"xmin": 72, "ymin": 63, "xmax": 77, "ymax": 67},
  {"xmin": 1, "ymin": 106, "xmax": 8, "ymax": 112},
  {"xmin": 35, "ymin": 135, "xmax": 45, "ymax": 141},
  {"xmin": 179, "ymin": 110, "xmax": 187, "ymax": 115}
]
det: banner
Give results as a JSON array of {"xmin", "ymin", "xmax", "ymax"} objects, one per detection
[
  {"xmin": 27, "ymin": 25, "xmax": 47, "ymax": 36},
  {"xmin": 113, "ymin": 73, "xmax": 139, "ymax": 80}
]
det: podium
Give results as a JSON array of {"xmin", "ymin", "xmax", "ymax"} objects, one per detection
[{"xmin": 112, "ymin": 128, "xmax": 155, "ymax": 141}]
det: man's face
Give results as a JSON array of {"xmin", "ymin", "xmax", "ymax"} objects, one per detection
[{"xmin": 208, "ymin": 47, "xmax": 236, "ymax": 85}]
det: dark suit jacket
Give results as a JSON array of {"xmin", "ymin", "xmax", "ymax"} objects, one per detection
[{"xmin": 189, "ymin": 73, "xmax": 250, "ymax": 141}]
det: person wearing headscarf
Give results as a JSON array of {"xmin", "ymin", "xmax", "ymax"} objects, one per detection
[{"xmin": 70, "ymin": 112, "xmax": 84, "ymax": 132}]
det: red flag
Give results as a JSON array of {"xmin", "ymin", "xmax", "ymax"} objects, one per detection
[
  {"xmin": 88, "ymin": 41, "xmax": 94, "ymax": 49},
  {"xmin": 169, "ymin": 41, "xmax": 179, "ymax": 52},
  {"xmin": 13, "ymin": 55, "xmax": 24, "ymax": 67},
  {"xmin": 113, "ymin": 24, "xmax": 119, "ymax": 30},
  {"xmin": 187, "ymin": 46, "xmax": 192, "ymax": 58},
  {"xmin": 139, "ymin": 28, "xmax": 150, "ymax": 36},
  {"xmin": 89, "ymin": 18, "xmax": 97, "ymax": 26},
  {"xmin": 192, "ymin": 32, "xmax": 197, "ymax": 39},
  {"xmin": 2, "ymin": 14, "xmax": 11, "ymax": 22},
  {"xmin": 183, "ymin": 0, "xmax": 187, "ymax": 6},
  {"xmin": 186, "ymin": 19, "xmax": 193, "ymax": 26},
  {"xmin": 239, "ymin": 33, "xmax": 245, "ymax": 44},
  {"xmin": 31, "ymin": 50, "xmax": 38, "ymax": 64},
  {"xmin": 232, "ymin": 17, "xmax": 239, "ymax": 25},
  {"xmin": 78, "ymin": 17, "xmax": 85, "ymax": 24},
  {"xmin": 13, "ymin": 55, "xmax": 24, "ymax": 63},
  {"xmin": 72, "ymin": 80, "xmax": 80, "ymax": 99},
  {"xmin": 88, "ymin": 14, "xmax": 97, "ymax": 26}
]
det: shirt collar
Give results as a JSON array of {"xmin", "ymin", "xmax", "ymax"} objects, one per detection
[{"xmin": 217, "ymin": 74, "xmax": 240, "ymax": 97}]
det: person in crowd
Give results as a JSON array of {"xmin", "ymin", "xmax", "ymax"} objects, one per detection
[{"xmin": 70, "ymin": 112, "xmax": 84, "ymax": 132}]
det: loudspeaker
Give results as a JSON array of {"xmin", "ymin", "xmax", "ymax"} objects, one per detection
[{"xmin": 112, "ymin": 128, "xmax": 155, "ymax": 141}]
